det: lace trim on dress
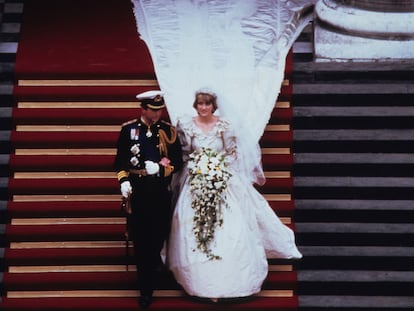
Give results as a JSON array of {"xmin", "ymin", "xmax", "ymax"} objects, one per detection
[{"xmin": 179, "ymin": 116, "xmax": 230, "ymax": 140}]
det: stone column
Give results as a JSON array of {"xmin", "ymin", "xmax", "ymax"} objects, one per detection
[{"xmin": 314, "ymin": 0, "xmax": 414, "ymax": 61}]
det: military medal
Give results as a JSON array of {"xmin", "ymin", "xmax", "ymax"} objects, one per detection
[
  {"xmin": 130, "ymin": 128, "xmax": 139, "ymax": 140},
  {"xmin": 130, "ymin": 144, "xmax": 140, "ymax": 155},
  {"xmin": 130, "ymin": 156, "xmax": 139, "ymax": 166}
]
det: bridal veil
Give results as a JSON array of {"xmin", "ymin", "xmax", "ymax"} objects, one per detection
[{"xmin": 131, "ymin": 0, "xmax": 314, "ymax": 184}]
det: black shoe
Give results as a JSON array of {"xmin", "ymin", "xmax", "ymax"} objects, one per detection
[{"xmin": 139, "ymin": 295, "xmax": 152, "ymax": 309}]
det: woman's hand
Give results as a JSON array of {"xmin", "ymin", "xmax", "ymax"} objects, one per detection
[{"xmin": 159, "ymin": 157, "xmax": 171, "ymax": 167}]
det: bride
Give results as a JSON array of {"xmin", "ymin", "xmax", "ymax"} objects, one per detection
[
  {"xmin": 167, "ymin": 89, "xmax": 302, "ymax": 300},
  {"xmin": 130, "ymin": 0, "xmax": 313, "ymax": 300}
]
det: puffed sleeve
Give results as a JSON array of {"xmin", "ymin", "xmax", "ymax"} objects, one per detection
[
  {"xmin": 176, "ymin": 116, "xmax": 194, "ymax": 163},
  {"xmin": 219, "ymin": 119, "xmax": 237, "ymax": 165}
]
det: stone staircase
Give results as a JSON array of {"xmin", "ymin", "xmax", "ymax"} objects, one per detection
[
  {"xmin": 292, "ymin": 24, "xmax": 414, "ymax": 310},
  {"xmin": 0, "ymin": 0, "xmax": 23, "ymax": 296}
]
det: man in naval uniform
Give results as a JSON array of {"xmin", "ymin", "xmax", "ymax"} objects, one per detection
[{"xmin": 114, "ymin": 90, "xmax": 183, "ymax": 308}]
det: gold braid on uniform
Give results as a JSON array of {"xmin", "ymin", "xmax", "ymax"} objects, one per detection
[
  {"xmin": 158, "ymin": 126, "xmax": 177, "ymax": 158},
  {"xmin": 158, "ymin": 126, "xmax": 178, "ymax": 177}
]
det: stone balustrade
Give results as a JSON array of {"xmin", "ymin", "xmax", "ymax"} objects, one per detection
[{"xmin": 314, "ymin": 0, "xmax": 414, "ymax": 61}]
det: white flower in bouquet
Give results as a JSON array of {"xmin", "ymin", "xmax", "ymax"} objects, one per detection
[{"xmin": 188, "ymin": 147, "xmax": 232, "ymax": 260}]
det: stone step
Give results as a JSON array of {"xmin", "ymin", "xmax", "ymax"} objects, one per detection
[
  {"xmin": 299, "ymin": 295, "xmax": 414, "ymax": 310},
  {"xmin": 295, "ymin": 199, "xmax": 414, "ymax": 210},
  {"xmin": 298, "ymin": 270, "xmax": 414, "ymax": 296}
]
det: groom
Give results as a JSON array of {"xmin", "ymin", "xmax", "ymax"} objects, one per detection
[{"xmin": 114, "ymin": 90, "xmax": 183, "ymax": 308}]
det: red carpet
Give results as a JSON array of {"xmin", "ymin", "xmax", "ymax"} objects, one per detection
[
  {"xmin": 1, "ymin": 297, "xmax": 298, "ymax": 311},
  {"xmin": 9, "ymin": 153, "xmax": 293, "ymax": 172},
  {"xmin": 4, "ymin": 247, "xmax": 127, "ymax": 266},
  {"xmin": 15, "ymin": 0, "xmax": 155, "ymax": 79},
  {"xmin": 3, "ymin": 0, "xmax": 299, "ymax": 310},
  {"xmin": 4, "ymin": 271, "xmax": 295, "ymax": 291}
]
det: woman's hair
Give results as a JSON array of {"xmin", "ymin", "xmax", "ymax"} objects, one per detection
[{"xmin": 193, "ymin": 89, "xmax": 218, "ymax": 112}]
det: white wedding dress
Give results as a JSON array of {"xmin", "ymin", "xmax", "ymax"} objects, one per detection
[{"xmin": 167, "ymin": 116, "xmax": 302, "ymax": 298}]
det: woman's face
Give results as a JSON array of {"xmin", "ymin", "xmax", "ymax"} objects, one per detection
[{"xmin": 195, "ymin": 95, "xmax": 214, "ymax": 117}]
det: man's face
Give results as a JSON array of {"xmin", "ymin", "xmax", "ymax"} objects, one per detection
[{"xmin": 142, "ymin": 107, "xmax": 163, "ymax": 124}]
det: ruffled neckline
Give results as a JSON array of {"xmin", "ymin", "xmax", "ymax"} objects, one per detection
[{"xmin": 178, "ymin": 115, "xmax": 230, "ymax": 137}]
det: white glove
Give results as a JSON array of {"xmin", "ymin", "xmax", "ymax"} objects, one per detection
[
  {"xmin": 145, "ymin": 160, "xmax": 160, "ymax": 175},
  {"xmin": 120, "ymin": 181, "xmax": 132, "ymax": 198}
]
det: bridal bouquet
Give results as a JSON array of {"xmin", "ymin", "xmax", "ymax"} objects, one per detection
[{"xmin": 188, "ymin": 147, "xmax": 232, "ymax": 260}]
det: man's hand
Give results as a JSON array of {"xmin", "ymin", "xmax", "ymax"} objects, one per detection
[
  {"xmin": 120, "ymin": 181, "xmax": 132, "ymax": 198},
  {"xmin": 145, "ymin": 160, "xmax": 160, "ymax": 175}
]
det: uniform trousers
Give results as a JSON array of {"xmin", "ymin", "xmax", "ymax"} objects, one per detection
[{"xmin": 129, "ymin": 174, "xmax": 171, "ymax": 297}]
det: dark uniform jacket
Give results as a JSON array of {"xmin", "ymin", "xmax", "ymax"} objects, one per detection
[{"xmin": 114, "ymin": 118, "xmax": 183, "ymax": 185}]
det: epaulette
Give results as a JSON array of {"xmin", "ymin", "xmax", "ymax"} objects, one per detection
[{"xmin": 122, "ymin": 118, "xmax": 138, "ymax": 127}]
